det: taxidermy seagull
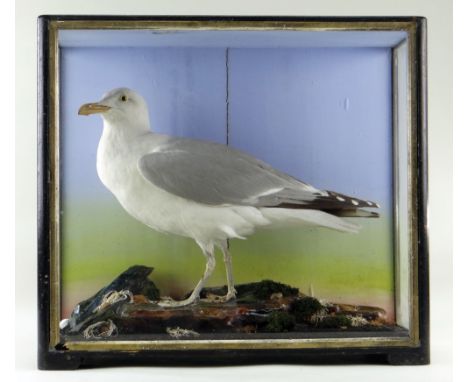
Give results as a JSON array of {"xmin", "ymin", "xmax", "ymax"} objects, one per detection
[{"xmin": 79, "ymin": 88, "xmax": 379, "ymax": 307}]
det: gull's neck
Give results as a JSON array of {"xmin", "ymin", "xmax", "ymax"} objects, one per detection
[{"xmin": 101, "ymin": 117, "xmax": 151, "ymax": 143}]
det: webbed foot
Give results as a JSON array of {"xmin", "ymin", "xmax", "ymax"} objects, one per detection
[{"xmin": 157, "ymin": 295, "xmax": 199, "ymax": 308}]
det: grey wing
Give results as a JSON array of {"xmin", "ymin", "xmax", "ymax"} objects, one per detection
[
  {"xmin": 138, "ymin": 152, "xmax": 310, "ymax": 206},
  {"xmin": 137, "ymin": 138, "xmax": 379, "ymax": 214}
]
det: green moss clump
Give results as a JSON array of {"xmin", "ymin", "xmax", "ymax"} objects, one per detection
[
  {"xmin": 316, "ymin": 315, "xmax": 351, "ymax": 329},
  {"xmin": 266, "ymin": 311, "xmax": 296, "ymax": 332},
  {"xmin": 289, "ymin": 297, "xmax": 323, "ymax": 322},
  {"xmin": 236, "ymin": 280, "xmax": 299, "ymax": 301}
]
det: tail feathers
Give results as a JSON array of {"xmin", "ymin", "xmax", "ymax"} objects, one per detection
[
  {"xmin": 256, "ymin": 188, "xmax": 380, "ymax": 214},
  {"xmin": 260, "ymin": 208, "xmax": 361, "ymax": 233},
  {"xmin": 332, "ymin": 209, "xmax": 379, "ymax": 218}
]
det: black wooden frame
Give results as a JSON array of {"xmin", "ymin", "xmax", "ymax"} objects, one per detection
[{"xmin": 37, "ymin": 15, "xmax": 429, "ymax": 369}]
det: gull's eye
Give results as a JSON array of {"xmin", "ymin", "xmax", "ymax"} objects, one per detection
[{"xmin": 120, "ymin": 95, "xmax": 128, "ymax": 102}]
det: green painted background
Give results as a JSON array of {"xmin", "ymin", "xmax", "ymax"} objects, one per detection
[{"xmin": 61, "ymin": 198, "xmax": 395, "ymax": 321}]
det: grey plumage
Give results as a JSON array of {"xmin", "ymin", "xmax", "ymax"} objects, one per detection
[{"xmin": 138, "ymin": 136, "xmax": 379, "ymax": 217}]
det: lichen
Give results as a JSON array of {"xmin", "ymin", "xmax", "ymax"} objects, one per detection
[
  {"xmin": 83, "ymin": 319, "xmax": 118, "ymax": 339},
  {"xmin": 349, "ymin": 315, "xmax": 369, "ymax": 327},
  {"xmin": 166, "ymin": 326, "xmax": 200, "ymax": 339}
]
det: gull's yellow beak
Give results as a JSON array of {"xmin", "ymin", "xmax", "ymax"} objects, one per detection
[{"xmin": 78, "ymin": 103, "xmax": 111, "ymax": 116}]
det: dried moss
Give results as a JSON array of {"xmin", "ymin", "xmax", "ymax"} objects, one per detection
[
  {"xmin": 266, "ymin": 311, "xmax": 296, "ymax": 332},
  {"xmin": 235, "ymin": 280, "xmax": 299, "ymax": 301},
  {"xmin": 197, "ymin": 280, "xmax": 299, "ymax": 302},
  {"xmin": 289, "ymin": 297, "xmax": 323, "ymax": 322},
  {"xmin": 316, "ymin": 315, "xmax": 351, "ymax": 329}
]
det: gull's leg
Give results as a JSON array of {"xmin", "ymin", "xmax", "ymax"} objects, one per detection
[
  {"xmin": 198, "ymin": 242, "xmax": 236, "ymax": 303},
  {"xmin": 220, "ymin": 241, "xmax": 237, "ymax": 302},
  {"xmin": 158, "ymin": 245, "xmax": 215, "ymax": 308}
]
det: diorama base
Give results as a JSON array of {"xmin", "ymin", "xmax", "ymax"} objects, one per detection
[{"xmin": 38, "ymin": 265, "xmax": 429, "ymax": 369}]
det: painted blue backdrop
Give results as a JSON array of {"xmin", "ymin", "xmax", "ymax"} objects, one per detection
[
  {"xmin": 59, "ymin": 38, "xmax": 396, "ymax": 319},
  {"xmin": 61, "ymin": 46, "xmax": 392, "ymax": 210}
]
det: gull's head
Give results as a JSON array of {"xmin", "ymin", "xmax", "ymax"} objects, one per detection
[{"xmin": 78, "ymin": 88, "xmax": 150, "ymax": 130}]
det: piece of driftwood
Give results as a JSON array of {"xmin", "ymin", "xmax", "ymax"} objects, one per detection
[{"xmin": 60, "ymin": 265, "xmax": 391, "ymax": 339}]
